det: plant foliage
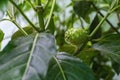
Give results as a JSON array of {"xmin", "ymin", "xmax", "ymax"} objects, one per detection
[{"xmin": 0, "ymin": 0, "xmax": 120, "ymax": 80}]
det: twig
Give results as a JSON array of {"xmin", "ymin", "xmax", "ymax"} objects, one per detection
[
  {"xmin": 9, "ymin": 0, "xmax": 40, "ymax": 32},
  {"xmin": 37, "ymin": 0, "xmax": 45, "ymax": 31},
  {"xmin": 92, "ymin": 3, "xmax": 119, "ymax": 34},
  {"xmin": 7, "ymin": 11, "xmax": 28, "ymax": 36},
  {"xmin": 45, "ymin": 0, "xmax": 56, "ymax": 29}
]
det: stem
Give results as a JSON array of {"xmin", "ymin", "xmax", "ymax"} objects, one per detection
[
  {"xmin": 110, "ymin": 4, "xmax": 120, "ymax": 13},
  {"xmin": 90, "ymin": 4, "xmax": 120, "ymax": 37},
  {"xmin": 92, "ymin": 3, "xmax": 119, "ymax": 34},
  {"xmin": 0, "ymin": 18, "xmax": 28, "ymax": 37},
  {"xmin": 26, "ymin": 0, "xmax": 36, "ymax": 11},
  {"xmin": 13, "ymin": 21, "xmax": 28, "ymax": 35},
  {"xmin": 89, "ymin": 12, "xmax": 110, "ymax": 37},
  {"xmin": 37, "ymin": 0, "xmax": 45, "ymax": 31},
  {"xmin": 0, "ymin": 19, "xmax": 11, "ymax": 22},
  {"xmin": 117, "ymin": 13, "xmax": 120, "ymax": 22},
  {"xmin": 45, "ymin": 0, "xmax": 56, "ymax": 29},
  {"xmin": 7, "ymin": 11, "xmax": 28, "ymax": 36},
  {"xmin": 9, "ymin": 0, "xmax": 40, "ymax": 32}
]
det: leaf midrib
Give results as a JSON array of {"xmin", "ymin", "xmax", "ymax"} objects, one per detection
[{"xmin": 22, "ymin": 34, "xmax": 39, "ymax": 80}]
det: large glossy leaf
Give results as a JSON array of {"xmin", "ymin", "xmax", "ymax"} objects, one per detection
[
  {"xmin": 0, "ymin": 33, "xmax": 57, "ymax": 80},
  {"xmin": 93, "ymin": 34, "xmax": 120, "ymax": 64},
  {"xmin": 46, "ymin": 52, "xmax": 95, "ymax": 80}
]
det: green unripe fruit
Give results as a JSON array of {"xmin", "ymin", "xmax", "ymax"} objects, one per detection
[{"xmin": 65, "ymin": 28, "xmax": 88, "ymax": 46}]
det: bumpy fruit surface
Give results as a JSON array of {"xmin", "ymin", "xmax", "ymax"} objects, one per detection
[{"xmin": 65, "ymin": 28, "xmax": 88, "ymax": 46}]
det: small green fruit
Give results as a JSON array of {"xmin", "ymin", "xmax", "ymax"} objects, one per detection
[{"xmin": 65, "ymin": 28, "xmax": 88, "ymax": 46}]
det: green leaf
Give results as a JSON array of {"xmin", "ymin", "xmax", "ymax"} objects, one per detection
[
  {"xmin": 93, "ymin": 34, "xmax": 120, "ymax": 64},
  {"xmin": 0, "ymin": 0, "xmax": 8, "ymax": 19},
  {"xmin": 44, "ymin": 1, "xmax": 61, "ymax": 17},
  {"xmin": 46, "ymin": 52, "xmax": 95, "ymax": 80},
  {"xmin": 56, "ymin": 29, "xmax": 65, "ymax": 47},
  {"xmin": 0, "ymin": 29, "xmax": 4, "ymax": 42},
  {"xmin": 89, "ymin": 14, "xmax": 101, "ymax": 41},
  {"xmin": 77, "ymin": 48, "xmax": 99, "ymax": 65},
  {"xmin": 12, "ymin": 26, "xmax": 34, "ymax": 39},
  {"xmin": 0, "ymin": 29, "xmax": 4, "ymax": 49},
  {"xmin": 112, "ymin": 61, "xmax": 120, "ymax": 74},
  {"xmin": 92, "ymin": 53, "xmax": 115, "ymax": 80},
  {"xmin": 59, "ymin": 44, "xmax": 76, "ymax": 54},
  {"xmin": 0, "ymin": 0, "xmax": 8, "ymax": 10},
  {"xmin": 47, "ymin": 17, "xmax": 55, "ymax": 34},
  {"xmin": 41, "ymin": 0, "xmax": 47, "ymax": 4},
  {"xmin": 0, "ymin": 33, "xmax": 57, "ymax": 80},
  {"xmin": 73, "ymin": 1, "xmax": 92, "ymax": 23}
]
